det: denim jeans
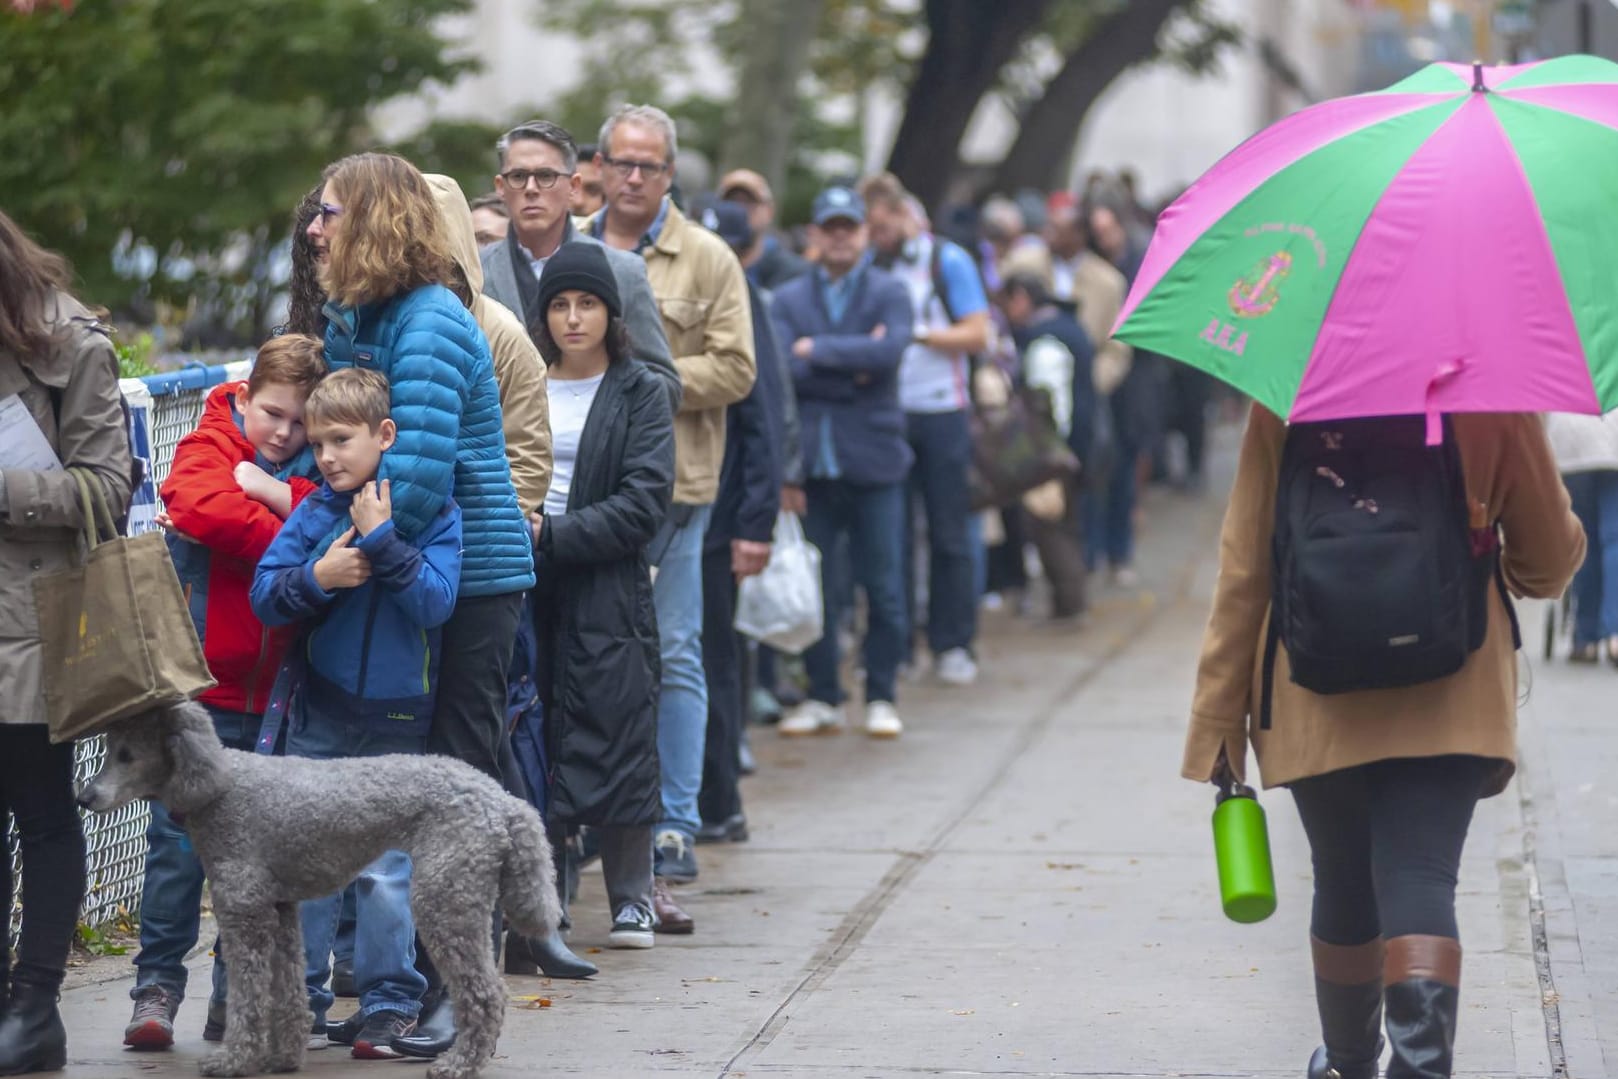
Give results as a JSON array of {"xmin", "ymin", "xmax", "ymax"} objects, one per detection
[
  {"xmin": 1082, "ymin": 447, "xmax": 1138, "ymax": 571},
  {"xmin": 286, "ymin": 715, "xmax": 427, "ymax": 1022},
  {"xmin": 131, "ymin": 705, "xmax": 258, "ymax": 1006},
  {"xmin": 652, "ymin": 503, "xmax": 713, "ymax": 843},
  {"xmin": 1564, "ymin": 470, "xmax": 1618, "ymax": 646},
  {"xmin": 803, "ymin": 479, "xmax": 909, "ymax": 705},
  {"xmin": 904, "ymin": 410, "xmax": 978, "ymax": 656}
]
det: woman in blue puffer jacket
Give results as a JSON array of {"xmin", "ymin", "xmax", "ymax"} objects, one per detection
[{"xmin": 307, "ymin": 152, "xmax": 533, "ymax": 782}]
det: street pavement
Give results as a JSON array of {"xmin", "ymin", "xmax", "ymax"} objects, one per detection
[{"xmin": 53, "ymin": 423, "xmax": 1614, "ymax": 1078}]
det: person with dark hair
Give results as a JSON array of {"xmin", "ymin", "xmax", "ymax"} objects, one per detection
[
  {"xmin": 280, "ymin": 186, "xmax": 329, "ymax": 338},
  {"xmin": 528, "ymin": 241, "xmax": 675, "ymax": 948},
  {"xmin": 571, "ymin": 143, "xmax": 605, "ymax": 218},
  {"xmin": 0, "ymin": 209, "xmax": 135, "ymax": 1074},
  {"xmin": 468, "ymin": 193, "xmax": 509, "ymax": 248}
]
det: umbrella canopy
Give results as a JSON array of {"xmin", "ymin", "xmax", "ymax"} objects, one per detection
[{"xmin": 1114, "ymin": 55, "xmax": 1618, "ymax": 439}]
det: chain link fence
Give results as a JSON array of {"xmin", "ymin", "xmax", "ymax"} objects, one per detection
[{"xmin": 8, "ymin": 358, "xmax": 252, "ymax": 940}]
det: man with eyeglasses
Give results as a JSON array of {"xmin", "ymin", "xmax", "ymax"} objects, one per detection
[
  {"xmin": 587, "ymin": 103, "xmax": 757, "ymax": 904},
  {"xmin": 479, "ymin": 119, "xmax": 678, "ymax": 413}
]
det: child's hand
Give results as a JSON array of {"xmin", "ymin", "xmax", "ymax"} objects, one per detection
[
  {"xmin": 349, "ymin": 480, "xmax": 393, "ymax": 536},
  {"xmin": 154, "ymin": 511, "xmax": 200, "ymax": 545},
  {"xmin": 235, "ymin": 461, "xmax": 295, "ymax": 518},
  {"xmin": 313, "ymin": 526, "xmax": 371, "ymax": 591}
]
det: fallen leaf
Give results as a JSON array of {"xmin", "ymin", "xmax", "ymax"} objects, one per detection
[{"xmin": 951, "ymin": 1009, "xmax": 975, "ymax": 1016}]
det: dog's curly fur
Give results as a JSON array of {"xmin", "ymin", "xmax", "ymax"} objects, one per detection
[{"xmin": 79, "ymin": 701, "xmax": 560, "ymax": 1079}]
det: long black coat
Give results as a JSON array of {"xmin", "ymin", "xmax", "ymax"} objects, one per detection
[{"xmin": 534, "ymin": 358, "xmax": 674, "ymax": 826}]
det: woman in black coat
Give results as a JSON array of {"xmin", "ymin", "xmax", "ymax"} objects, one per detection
[{"xmin": 528, "ymin": 243, "xmax": 674, "ymax": 948}]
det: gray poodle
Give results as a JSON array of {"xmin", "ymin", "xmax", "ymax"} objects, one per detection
[{"xmin": 78, "ymin": 701, "xmax": 560, "ymax": 1079}]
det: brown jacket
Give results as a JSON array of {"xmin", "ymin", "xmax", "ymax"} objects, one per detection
[
  {"xmin": 428, "ymin": 174, "xmax": 552, "ymax": 513},
  {"xmin": 1184, "ymin": 406, "xmax": 1584, "ymax": 797},
  {"xmin": 0, "ymin": 292, "xmax": 134, "ymax": 723},
  {"xmin": 599, "ymin": 201, "xmax": 755, "ymax": 505}
]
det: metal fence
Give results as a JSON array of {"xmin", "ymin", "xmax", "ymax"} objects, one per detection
[{"xmin": 7, "ymin": 358, "xmax": 253, "ymax": 938}]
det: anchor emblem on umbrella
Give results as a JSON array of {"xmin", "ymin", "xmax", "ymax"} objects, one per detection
[{"xmin": 1229, "ymin": 250, "xmax": 1292, "ymax": 318}]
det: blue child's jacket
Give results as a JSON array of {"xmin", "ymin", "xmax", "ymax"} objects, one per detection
[{"xmin": 250, "ymin": 484, "xmax": 463, "ymax": 736}]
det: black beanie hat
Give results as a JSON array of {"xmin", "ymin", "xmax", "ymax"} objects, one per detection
[{"xmin": 537, "ymin": 242, "xmax": 622, "ymax": 320}]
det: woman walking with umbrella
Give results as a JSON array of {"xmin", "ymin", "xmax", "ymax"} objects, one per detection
[{"xmin": 1119, "ymin": 56, "xmax": 1611, "ymax": 1079}]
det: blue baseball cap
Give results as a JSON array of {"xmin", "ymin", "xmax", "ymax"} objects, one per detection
[{"xmin": 811, "ymin": 186, "xmax": 865, "ymax": 226}]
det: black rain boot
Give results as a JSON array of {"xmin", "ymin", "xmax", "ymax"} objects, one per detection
[
  {"xmin": 0, "ymin": 975, "xmax": 67, "ymax": 1076},
  {"xmin": 503, "ymin": 931, "xmax": 597, "ymax": 979},
  {"xmin": 1383, "ymin": 935, "xmax": 1461, "ymax": 1079},
  {"xmin": 1307, "ymin": 937, "xmax": 1384, "ymax": 1079}
]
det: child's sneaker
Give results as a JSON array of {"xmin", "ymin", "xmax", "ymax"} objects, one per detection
[
  {"xmin": 124, "ymin": 985, "xmax": 178, "ymax": 1050},
  {"xmin": 609, "ymin": 904, "xmax": 655, "ymax": 949},
  {"xmin": 351, "ymin": 1010, "xmax": 414, "ymax": 1059},
  {"xmin": 307, "ymin": 1019, "xmax": 330, "ymax": 1051}
]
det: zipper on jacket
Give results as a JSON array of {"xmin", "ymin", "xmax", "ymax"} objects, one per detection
[
  {"xmin": 243, "ymin": 626, "xmax": 272, "ymax": 714},
  {"xmin": 421, "ymin": 631, "xmax": 431, "ymax": 694},
  {"xmin": 353, "ymin": 589, "xmax": 384, "ymax": 699}
]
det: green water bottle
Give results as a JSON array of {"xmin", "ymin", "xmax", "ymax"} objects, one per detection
[{"xmin": 1212, "ymin": 780, "xmax": 1277, "ymax": 924}]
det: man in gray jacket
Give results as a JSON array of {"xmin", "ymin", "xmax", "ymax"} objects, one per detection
[{"xmin": 480, "ymin": 119, "xmax": 680, "ymax": 411}]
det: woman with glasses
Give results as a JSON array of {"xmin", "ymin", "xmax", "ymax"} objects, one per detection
[{"xmin": 0, "ymin": 209, "xmax": 135, "ymax": 1074}]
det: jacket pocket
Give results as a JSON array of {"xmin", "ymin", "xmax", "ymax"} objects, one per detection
[
  {"xmin": 0, "ymin": 536, "xmax": 73, "ymax": 638},
  {"xmin": 657, "ymin": 296, "xmax": 713, "ymax": 356}
]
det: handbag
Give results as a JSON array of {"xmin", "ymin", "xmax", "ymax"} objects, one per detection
[
  {"xmin": 968, "ymin": 385, "xmax": 1080, "ymax": 511},
  {"xmin": 33, "ymin": 468, "xmax": 215, "ymax": 743},
  {"xmin": 734, "ymin": 512, "xmax": 824, "ymax": 655}
]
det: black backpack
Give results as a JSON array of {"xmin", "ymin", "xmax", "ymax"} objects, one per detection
[{"xmin": 1259, "ymin": 415, "xmax": 1518, "ymax": 729}]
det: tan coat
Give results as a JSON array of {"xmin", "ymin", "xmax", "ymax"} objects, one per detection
[
  {"xmin": 0, "ymin": 292, "xmax": 134, "ymax": 724},
  {"xmin": 1184, "ymin": 405, "xmax": 1585, "ymax": 797},
  {"xmin": 428, "ymin": 174, "xmax": 552, "ymax": 514},
  {"xmin": 1067, "ymin": 251, "xmax": 1133, "ymax": 396},
  {"xmin": 610, "ymin": 202, "xmax": 756, "ymax": 506}
]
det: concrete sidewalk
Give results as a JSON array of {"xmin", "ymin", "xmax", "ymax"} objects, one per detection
[{"xmin": 49, "ymin": 425, "xmax": 1609, "ymax": 1078}]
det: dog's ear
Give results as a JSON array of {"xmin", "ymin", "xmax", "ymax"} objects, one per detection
[{"xmin": 160, "ymin": 702, "xmax": 231, "ymax": 811}]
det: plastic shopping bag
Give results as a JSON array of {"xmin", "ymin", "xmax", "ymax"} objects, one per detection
[{"xmin": 734, "ymin": 512, "xmax": 824, "ymax": 654}]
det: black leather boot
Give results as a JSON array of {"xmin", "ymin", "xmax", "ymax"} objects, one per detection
[
  {"xmin": 1307, "ymin": 937, "xmax": 1384, "ymax": 1079},
  {"xmin": 503, "ymin": 931, "xmax": 597, "ymax": 979},
  {"xmin": 1384, "ymin": 935, "xmax": 1461, "ymax": 1079},
  {"xmin": 0, "ymin": 978, "xmax": 67, "ymax": 1076}
]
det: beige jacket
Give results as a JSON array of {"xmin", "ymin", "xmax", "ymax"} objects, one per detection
[
  {"xmin": 0, "ymin": 293, "xmax": 134, "ymax": 723},
  {"xmin": 1184, "ymin": 406, "xmax": 1584, "ymax": 797},
  {"xmin": 596, "ymin": 201, "xmax": 755, "ymax": 505},
  {"xmin": 1067, "ymin": 251, "xmax": 1132, "ymax": 396},
  {"xmin": 428, "ymin": 174, "xmax": 552, "ymax": 513}
]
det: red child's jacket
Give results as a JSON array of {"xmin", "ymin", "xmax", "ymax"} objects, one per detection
[{"xmin": 159, "ymin": 381, "xmax": 318, "ymax": 714}]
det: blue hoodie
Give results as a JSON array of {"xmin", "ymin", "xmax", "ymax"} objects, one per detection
[{"xmin": 250, "ymin": 484, "xmax": 462, "ymax": 735}]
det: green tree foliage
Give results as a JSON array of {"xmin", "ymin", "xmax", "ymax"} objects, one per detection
[{"xmin": 0, "ymin": 0, "xmax": 476, "ymax": 328}]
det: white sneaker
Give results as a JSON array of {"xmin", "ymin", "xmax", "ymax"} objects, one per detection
[
  {"xmin": 779, "ymin": 700, "xmax": 845, "ymax": 737},
  {"xmin": 935, "ymin": 648, "xmax": 978, "ymax": 686},
  {"xmin": 864, "ymin": 701, "xmax": 903, "ymax": 739}
]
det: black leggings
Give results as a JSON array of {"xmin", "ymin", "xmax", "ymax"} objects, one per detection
[
  {"xmin": 0, "ymin": 725, "xmax": 87, "ymax": 986},
  {"xmin": 1290, "ymin": 754, "xmax": 1494, "ymax": 947}
]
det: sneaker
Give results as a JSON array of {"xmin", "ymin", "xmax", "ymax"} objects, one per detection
[
  {"xmin": 778, "ymin": 699, "xmax": 844, "ymax": 737},
  {"xmin": 124, "ymin": 985, "xmax": 178, "ymax": 1050},
  {"xmin": 609, "ymin": 904, "xmax": 656, "ymax": 949},
  {"xmin": 351, "ymin": 1009, "xmax": 415, "ymax": 1060},
  {"xmin": 653, "ymin": 829, "xmax": 698, "ymax": 883},
  {"xmin": 864, "ymin": 701, "xmax": 903, "ymax": 739},
  {"xmin": 202, "ymin": 998, "xmax": 227, "ymax": 1043},
  {"xmin": 1112, "ymin": 565, "xmax": 1140, "ymax": 589},
  {"xmin": 934, "ymin": 648, "xmax": 978, "ymax": 686},
  {"xmin": 308, "ymin": 1019, "xmax": 330, "ymax": 1051}
]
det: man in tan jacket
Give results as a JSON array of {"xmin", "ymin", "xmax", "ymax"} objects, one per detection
[{"xmin": 590, "ymin": 103, "xmax": 756, "ymax": 899}]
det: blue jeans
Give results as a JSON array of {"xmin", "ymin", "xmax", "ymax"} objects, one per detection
[
  {"xmin": 1083, "ymin": 448, "xmax": 1138, "ymax": 571},
  {"xmin": 1565, "ymin": 470, "xmax": 1618, "ymax": 646},
  {"xmin": 803, "ymin": 479, "xmax": 909, "ymax": 705},
  {"xmin": 285, "ymin": 715, "xmax": 427, "ymax": 1023},
  {"xmin": 904, "ymin": 410, "xmax": 977, "ymax": 656},
  {"xmin": 652, "ymin": 503, "xmax": 713, "ymax": 842},
  {"xmin": 131, "ymin": 705, "xmax": 258, "ymax": 1006}
]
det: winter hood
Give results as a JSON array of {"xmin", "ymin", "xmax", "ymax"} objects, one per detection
[{"xmin": 427, "ymin": 173, "xmax": 485, "ymax": 301}]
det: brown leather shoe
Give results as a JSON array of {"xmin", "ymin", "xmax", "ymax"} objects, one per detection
[{"xmin": 651, "ymin": 878, "xmax": 694, "ymax": 935}]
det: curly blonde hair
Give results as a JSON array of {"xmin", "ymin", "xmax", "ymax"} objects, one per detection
[{"xmin": 320, "ymin": 153, "xmax": 456, "ymax": 308}]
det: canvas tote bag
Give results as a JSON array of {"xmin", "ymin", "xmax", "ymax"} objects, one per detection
[{"xmin": 33, "ymin": 468, "xmax": 213, "ymax": 742}]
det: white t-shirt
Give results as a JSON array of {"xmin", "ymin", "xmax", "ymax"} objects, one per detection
[{"xmin": 544, "ymin": 371, "xmax": 606, "ymax": 517}]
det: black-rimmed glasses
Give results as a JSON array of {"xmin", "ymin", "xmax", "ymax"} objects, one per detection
[
  {"xmin": 500, "ymin": 168, "xmax": 573, "ymax": 190},
  {"xmin": 601, "ymin": 156, "xmax": 670, "ymax": 180}
]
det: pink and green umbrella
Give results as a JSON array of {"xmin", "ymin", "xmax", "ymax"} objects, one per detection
[{"xmin": 1114, "ymin": 55, "xmax": 1618, "ymax": 439}]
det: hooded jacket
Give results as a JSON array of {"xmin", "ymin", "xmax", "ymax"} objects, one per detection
[
  {"xmin": 159, "ymin": 381, "xmax": 319, "ymax": 713},
  {"xmin": 0, "ymin": 291, "xmax": 133, "ymax": 723}
]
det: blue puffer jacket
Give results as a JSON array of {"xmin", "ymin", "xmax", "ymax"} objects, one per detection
[
  {"xmin": 322, "ymin": 284, "xmax": 534, "ymax": 596},
  {"xmin": 250, "ymin": 485, "xmax": 463, "ymax": 736}
]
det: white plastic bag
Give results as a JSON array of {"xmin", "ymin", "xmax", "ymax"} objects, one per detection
[{"xmin": 734, "ymin": 512, "xmax": 824, "ymax": 654}]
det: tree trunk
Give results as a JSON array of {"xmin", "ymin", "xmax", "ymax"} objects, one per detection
[
  {"xmin": 886, "ymin": 0, "xmax": 1050, "ymax": 212},
  {"xmin": 719, "ymin": 0, "xmax": 824, "ymax": 198},
  {"xmin": 984, "ymin": 0, "xmax": 1184, "ymax": 198}
]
